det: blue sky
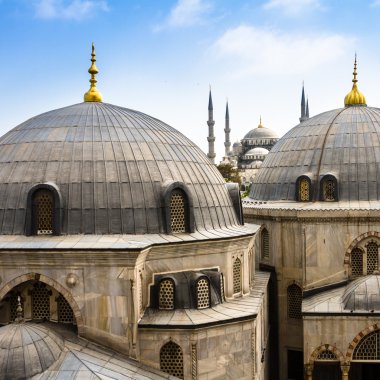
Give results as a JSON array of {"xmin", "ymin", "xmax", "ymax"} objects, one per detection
[{"xmin": 0, "ymin": 0, "xmax": 380, "ymax": 161}]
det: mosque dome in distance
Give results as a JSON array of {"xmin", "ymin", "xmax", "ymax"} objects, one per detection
[{"xmin": 243, "ymin": 118, "xmax": 279, "ymax": 140}]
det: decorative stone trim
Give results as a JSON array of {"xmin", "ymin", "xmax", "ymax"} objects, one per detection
[
  {"xmin": 344, "ymin": 231, "xmax": 380, "ymax": 265},
  {"xmin": 346, "ymin": 323, "xmax": 380, "ymax": 361},
  {"xmin": 0, "ymin": 272, "xmax": 84, "ymax": 334},
  {"xmin": 309, "ymin": 344, "xmax": 344, "ymax": 364},
  {"xmin": 191, "ymin": 343, "xmax": 197, "ymax": 380}
]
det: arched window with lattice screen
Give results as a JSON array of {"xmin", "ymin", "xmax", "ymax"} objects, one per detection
[
  {"xmin": 31, "ymin": 283, "xmax": 51, "ymax": 320},
  {"xmin": 351, "ymin": 247, "xmax": 364, "ymax": 278},
  {"xmin": 261, "ymin": 228, "xmax": 269, "ymax": 259},
  {"xmin": 316, "ymin": 349, "xmax": 338, "ymax": 361},
  {"xmin": 366, "ymin": 241, "xmax": 379, "ymax": 275},
  {"xmin": 287, "ymin": 284, "xmax": 302, "ymax": 319},
  {"xmin": 159, "ymin": 279, "xmax": 175, "ymax": 310},
  {"xmin": 196, "ymin": 278, "xmax": 210, "ymax": 309},
  {"xmin": 57, "ymin": 294, "xmax": 75, "ymax": 324},
  {"xmin": 320, "ymin": 175, "xmax": 338, "ymax": 201},
  {"xmin": 233, "ymin": 258, "xmax": 242, "ymax": 294},
  {"xmin": 32, "ymin": 189, "xmax": 54, "ymax": 235},
  {"xmin": 353, "ymin": 330, "xmax": 380, "ymax": 360},
  {"xmin": 296, "ymin": 176, "xmax": 311, "ymax": 201},
  {"xmin": 160, "ymin": 341, "xmax": 184, "ymax": 379},
  {"xmin": 170, "ymin": 189, "xmax": 188, "ymax": 233}
]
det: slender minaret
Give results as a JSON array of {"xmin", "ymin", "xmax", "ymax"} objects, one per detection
[
  {"xmin": 306, "ymin": 97, "xmax": 310, "ymax": 118},
  {"xmin": 224, "ymin": 101, "xmax": 231, "ymax": 157},
  {"xmin": 299, "ymin": 83, "xmax": 306, "ymax": 122},
  {"xmin": 207, "ymin": 88, "xmax": 216, "ymax": 164}
]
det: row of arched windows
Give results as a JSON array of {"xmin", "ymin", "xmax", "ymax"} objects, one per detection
[
  {"xmin": 296, "ymin": 174, "xmax": 338, "ymax": 202},
  {"xmin": 26, "ymin": 183, "xmax": 193, "ymax": 235}
]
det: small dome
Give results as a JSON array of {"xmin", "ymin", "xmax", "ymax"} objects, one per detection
[
  {"xmin": 0, "ymin": 323, "xmax": 64, "ymax": 379},
  {"xmin": 243, "ymin": 126, "xmax": 279, "ymax": 140},
  {"xmin": 343, "ymin": 275, "xmax": 380, "ymax": 311},
  {"xmin": 233, "ymin": 141, "xmax": 242, "ymax": 147},
  {"xmin": 245, "ymin": 147, "xmax": 269, "ymax": 156}
]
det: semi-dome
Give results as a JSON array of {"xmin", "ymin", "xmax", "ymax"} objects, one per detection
[
  {"xmin": 0, "ymin": 101, "xmax": 240, "ymax": 235},
  {"xmin": 0, "ymin": 322, "xmax": 63, "ymax": 379}
]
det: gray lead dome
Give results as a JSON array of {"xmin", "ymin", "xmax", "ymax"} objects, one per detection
[
  {"xmin": 250, "ymin": 106, "xmax": 380, "ymax": 202},
  {"xmin": 0, "ymin": 102, "xmax": 239, "ymax": 234}
]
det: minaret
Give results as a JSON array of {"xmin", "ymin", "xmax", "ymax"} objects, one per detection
[
  {"xmin": 224, "ymin": 101, "xmax": 231, "ymax": 157},
  {"xmin": 207, "ymin": 88, "xmax": 216, "ymax": 164},
  {"xmin": 306, "ymin": 97, "xmax": 309, "ymax": 118},
  {"xmin": 299, "ymin": 83, "xmax": 307, "ymax": 122},
  {"xmin": 84, "ymin": 43, "xmax": 103, "ymax": 102}
]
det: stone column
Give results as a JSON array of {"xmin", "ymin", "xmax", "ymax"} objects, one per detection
[
  {"xmin": 304, "ymin": 364, "xmax": 313, "ymax": 380},
  {"xmin": 341, "ymin": 363, "xmax": 350, "ymax": 380}
]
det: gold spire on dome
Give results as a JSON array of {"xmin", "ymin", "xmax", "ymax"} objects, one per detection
[
  {"xmin": 84, "ymin": 43, "xmax": 103, "ymax": 102},
  {"xmin": 258, "ymin": 116, "xmax": 263, "ymax": 128},
  {"xmin": 344, "ymin": 55, "xmax": 366, "ymax": 107}
]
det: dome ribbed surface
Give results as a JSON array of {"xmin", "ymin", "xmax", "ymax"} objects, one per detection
[
  {"xmin": 243, "ymin": 126, "xmax": 278, "ymax": 140},
  {"xmin": 0, "ymin": 323, "xmax": 63, "ymax": 379},
  {"xmin": 0, "ymin": 102, "xmax": 238, "ymax": 234},
  {"xmin": 250, "ymin": 106, "xmax": 380, "ymax": 202}
]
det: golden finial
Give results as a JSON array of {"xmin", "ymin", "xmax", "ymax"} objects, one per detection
[
  {"xmin": 258, "ymin": 116, "xmax": 263, "ymax": 128},
  {"xmin": 84, "ymin": 43, "xmax": 103, "ymax": 102},
  {"xmin": 344, "ymin": 54, "xmax": 366, "ymax": 107}
]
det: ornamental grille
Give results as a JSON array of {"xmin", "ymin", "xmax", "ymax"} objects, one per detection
[
  {"xmin": 34, "ymin": 190, "xmax": 54, "ymax": 235},
  {"xmin": 196, "ymin": 278, "xmax": 210, "ymax": 309},
  {"xmin": 220, "ymin": 273, "xmax": 225, "ymax": 302},
  {"xmin": 353, "ymin": 331, "xmax": 380, "ymax": 360},
  {"xmin": 367, "ymin": 241, "xmax": 378, "ymax": 274},
  {"xmin": 160, "ymin": 341, "xmax": 184, "ymax": 379},
  {"xmin": 323, "ymin": 179, "xmax": 335, "ymax": 201},
  {"xmin": 287, "ymin": 284, "xmax": 302, "ymax": 319},
  {"xmin": 57, "ymin": 294, "xmax": 74, "ymax": 324},
  {"xmin": 262, "ymin": 229, "xmax": 269, "ymax": 259},
  {"xmin": 299, "ymin": 178, "xmax": 310, "ymax": 201},
  {"xmin": 32, "ymin": 284, "xmax": 50, "ymax": 320},
  {"xmin": 233, "ymin": 258, "xmax": 242, "ymax": 294},
  {"xmin": 9, "ymin": 293, "xmax": 23, "ymax": 322},
  {"xmin": 316, "ymin": 350, "xmax": 338, "ymax": 361},
  {"xmin": 351, "ymin": 248, "xmax": 363, "ymax": 277},
  {"xmin": 159, "ymin": 279, "xmax": 174, "ymax": 310},
  {"xmin": 170, "ymin": 190, "xmax": 186, "ymax": 233}
]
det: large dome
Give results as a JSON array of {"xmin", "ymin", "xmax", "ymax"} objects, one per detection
[
  {"xmin": 250, "ymin": 106, "xmax": 380, "ymax": 202},
  {"xmin": 0, "ymin": 102, "xmax": 239, "ymax": 234},
  {"xmin": 243, "ymin": 126, "xmax": 278, "ymax": 140}
]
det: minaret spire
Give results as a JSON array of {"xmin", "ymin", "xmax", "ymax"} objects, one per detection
[
  {"xmin": 224, "ymin": 100, "xmax": 231, "ymax": 157},
  {"xmin": 299, "ymin": 82, "xmax": 306, "ymax": 122},
  {"xmin": 84, "ymin": 43, "xmax": 103, "ymax": 102},
  {"xmin": 207, "ymin": 87, "xmax": 216, "ymax": 164},
  {"xmin": 306, "ymin": 97, "xmax": 309, "ymax": 118}
]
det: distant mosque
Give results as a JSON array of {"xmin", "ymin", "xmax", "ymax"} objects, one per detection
[{"xmin": 207, "ymin": 85, "xmax": 310, "ymax": 185}]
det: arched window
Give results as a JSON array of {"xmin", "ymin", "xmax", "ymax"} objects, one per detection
[
  {"xmin": 351, "ymin": 247, "xmax": 364, "ymax": 278},
  {"xmin": 32, "ymin": 189, "xmax": 54, "ymax": 235},
  {"xmin": 287, "ymin": 284, "xmax": 302, "ymax": 319},
  {"xmin": 366, "ymin": 241, "xmax": 378, "ymax": 275},
  {"xmin": 160, "ymin": 341, "xmax": 184, "ymax": 379},
  {"xmin": 261, "ymin": 228, "xmax": 269, "ymax": 259},
  {"xmin": 159, "ymin": 279, "xmax": 175, "ymax": 310},
  {"xmin": 320, "ymin": 175, "xmax": 338, "ymax": 201},
  {"xmin": 233, "ymin": 258, "xmax": 242, "ymax": 294},
  {"xmin": 31, "ymin": 283, "xmax": 51, "ymax": 320},
  {"xmin": 296, "ymin": 176, "xmax": 311, "ymax": 201},
  {"xmin": 353, "ymin": 330, "xmax": 380, "ymax": 360},
  {"xmin": 196, "ymin": 278, "xmax": 210, "ymax": 309},
  {"xmin": 316, "ymin": 349, "xmax": 338, "ymax": 361},
  {"xmin": 170, "ymin": 189, "xmax": 188, "ymax": 233}
]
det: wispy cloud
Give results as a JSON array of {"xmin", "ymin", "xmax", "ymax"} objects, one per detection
[
  {"xmin": 213, "ymin": 25, "xmax": 353, "ymax": 77},
  {"xmin": 155, "ymin": 0, "xmax": 211, "ymax": 31},
  {"xmin": 33, "ymin": 0, "xmax": 109, "ymax": 21},
  {"xmin": 263, "ymin": 0, "xmax": 323, "ymax": 15},
  {"xmin": 370, "ymin": 0, "xmax": 380, "ymax": 7}
]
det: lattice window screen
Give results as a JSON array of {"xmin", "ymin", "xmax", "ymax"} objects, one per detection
[
  {"xmin": 351, "ymin": 248, "xmax": 364, "ymax": 277},
  {"xmin": 57, "ymin": 294, "xmax": 74, "ymax": 324},
  {"xmin": 366, "ymin": 241, "xmax": 378, "ymax": 274},
  {"xmin": 287, "ymin": 284, "xmax": 302, "ymax": 319},
  {"xmin": 323, "ymin": 179, "xmax": 335, "ymax": 201},
  {"xmin": 233, "ymin": 258, "xmax": 242, "ymax": 294},
  {"xmin": 34, "ymin": 190, "xmax": 54, "ymax": 235},
  {"xmin": 160, "ymin": 341, "xmax": 184, "ymax": 379},
  {"xmin": 196, "ymin": 278, "xmax": 210, "ymax": 309},
  {"xmin": 32, "ymin": 284, "xmax": 50, "ymax": 320},
  {"xmin": 299, "ymin": 178, "xmax": 310, "ymax": 201},
  {"xmin": 170, "ymin": 190, "xmax": 186, "ymax": 233},
  {"xmin": 159, "ymin": 279, "xmax": 175, "ymax": 310},
  {"xmin": 353, "ymin": 331, "xmax": 380, "ymax": 360},
  {"xmin": 316, "ymin": 350, "xmax": 338, "ymax": 361},
  {"xmin": 262, "ymin": 229, "xmax": 269, "ymax": 259}
]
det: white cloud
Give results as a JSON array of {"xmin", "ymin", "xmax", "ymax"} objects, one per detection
[
  {"xmin": 263, "ymin": 0, "xmax": 322, "ymax": 15},
  {"xmin": 213, "ymin": 25, "xmax": 353, "ymax": 77},
  {"xmin": 156, "ymin": 0, "xmax": 211, "ymax": 30},
  {"xmin": 34, "ymin": 0, "xmax": 109, "ymax": 20}
]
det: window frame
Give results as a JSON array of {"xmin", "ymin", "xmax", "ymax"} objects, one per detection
[
  {"xmin": 295, "ymin": 175, "xmax": 312, "ymax": 202},
  {"xmin": 320, "ymin": 174, "xmax": 338, "ymax": 202}
]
